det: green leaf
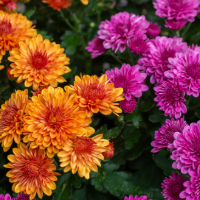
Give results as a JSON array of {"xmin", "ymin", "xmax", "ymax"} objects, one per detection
[
  {"xmin": 103, "ymin": 124, "xmax": 124, "ymax": 139},
  {"xmin": 139, "ymin": 99, "xmax": 155, "ymax": 112},
  {"xmin": 24, "ymin": 8, "xmax": 36, "ymax": 19},
  {"xmin": 126, "ymin": 111, "xmax": 142, "ymax": 128},
  {"xmin": 91, "ymin": 124, "xmax": 107, "ymax": 137},
  {"xmin": 37, "ymin": 30, "xmax": 54, "ymax": 41}
]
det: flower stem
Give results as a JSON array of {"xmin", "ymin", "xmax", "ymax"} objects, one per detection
[
  {"xmin": 127, "ymin": 47, "xmax": 135, "ymax": 65},
  {"xmin": 176, "ymin": 30, "xmax": 180, "ymax": 38},
  {"xmin": 109, "ymin": 50, "xmax": 123, "ymax": 65},
  {"xmin": 182, "ymin": 22, "xmax": 192, "ymax": 38}
]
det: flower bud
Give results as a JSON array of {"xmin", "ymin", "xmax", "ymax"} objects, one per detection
[
  {"xmin": 7, "ymin": 67, "xmax": 15, "ymax": 80},
  {"xmin": 6, "ymin": 1, "xmax": 17, "ymax": 12},
  {"xmin": 103, "ymin": 142, "xmax": 114, "ymax": 159}
]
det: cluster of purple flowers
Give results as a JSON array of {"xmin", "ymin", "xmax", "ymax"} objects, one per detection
[{"xmin": 0, "ymin": 193, "xmax": 35, "ymax": 200}]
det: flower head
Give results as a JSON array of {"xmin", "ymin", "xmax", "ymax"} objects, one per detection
[
  {"xmin": 67, "ymin": 74, "xmax": 124, "ymax": 118},
  {"xmin": 42, "ymin": 0, "xmax": 73, "ymax": 11},
  {"xmin": 80, "ymin": 0, "xmax": 88, "ymax": 5},
  {"xmin": 146, "ymin": 22, "xmax": 161, "ymax": 37},
  {"xmin": 120, "ymin": 96, "xmax": 137, "ymax": 113},
  {"xmin": 15, "ymin": 192, "xmax": 36, "ymax": 200},
  {"xmin": 171, "ymin": 121, "xmax": 200, "ymax": 174},
  {"xmin": 4, "ymin": 143, "xmax": 59, "ymax": 200},
  {"xmin": 0, "ymin": 193, "xmax": 14, "ymax": 200},
  {"xmin": 85, "ymin": 35, "xmax": 107, "ymax": 58},
  {"xmin": 106, "ymin": 64, "xmax": 148, "ymax": 101},
  {"xmin": 103, "ymin": 141, "xmax": 114, "ymax": 159},
  {"xmin": 0, "ymin": 90, "xmax": 28, "ymax": 152},
  {"xmin": 154, "ymin": 79, "xmax": 187, "ymax": 119},
  {"xmin": 124, "ymin": 195, "xmax": 152, "ymax": 200},
  {"xmin": 165, "ymin": 19, "xmax": 187, "ymax": 30},
  {"xmin": 0, "ymin": 11, "xmax": 36, "ymax": 58},
  {"xmin": 151, "ymin": 117, "xmax": 187, "ymax": 153},
  {"xmin": 5, "ymin": 2, "xmax": 17, "ymax": 12},
  {"xmin": 23, "ymin": 86, "xmax": 94, "ymax": 158},
  {"xmin": 58, "ymin": 134, "xmax": 109, "ymax": 179},
  {"xmin": 161, "ymin": 173, "xmax": 188, "ymax": 200},
  {"xmin": 8, "ymin": 34, "xmax": 71, "ymax": 90},
  {"xmin": 180, "ymin": 167, "xmax": 200, "ymax": 199},
  {"xmin": 138, "ymin": 36, "xmax": 187, "ymax": 84},
  {"xmin": 128, "ymin": 38, "xmax": 149, "ymax": 55},
  {"xmin": 153, "ymin": 0, "xmax": 199, "ymax": 22},
  {"xmin": 98, "ymin": 12, "xmax": 149, "ymax": 53},
  {"xmin": 165, "ymin": 48, "xmax": 200, "ymax": 97}
]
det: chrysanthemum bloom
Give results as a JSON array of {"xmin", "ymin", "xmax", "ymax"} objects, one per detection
[
  {"xmin": 15, "ymin": 192, "xmax": 36, "ymax": 200},
  {"xmin": 153, "ymin": 0, "xmax": 199, "ymax": 22},
  {"xmin": 146, "ymin": 22, "xmax": 161, "ymax": 38},
  {"xmin": 85, "ymin": 35, "xmax": 107, "ymax": 58},
  {"xmin": 6, "ymin": 1, "xmax": 17, "ymax": 12},
  {"xmin": 42, "ymin": 0, "xmax": 73, "ymax": 11},
  {"xmin": 58, "ymin": 134, "xmax": 109, "ymax": 179},
  {"xmin": 151, "ymin": 117, "xmax": 187, "ymax": 153},
  {"xmin": 23, "ymin": 86, "xmax": 94, "ymax": 158},
  {"xmin": 0, "ymin": 89, "xmax": 28, "ymax": 152},
  {"xmin": 67, "ymin": 74, "xmax": 124, "ymax": 118},
  {"xmin": 180, "ymin": 167, "xmax": 200, "ymax": 199},
  {"xmin": 171, "ymin": 121, "xmax": 200, "ymax": 174},
  {"xmin": 165, "ymin": 19, "xmax": 187, "ymax": 30},
  {"xmin": 0, "ymin": 11, "xmax": 36, "ymax": 59},
  {"xmin": 120, "ymin": 96, "xmax": 137, "ymax": 113},
  {"xmin": 161, "ymin": 173, "xmax": 188, "ymax": 200},
  {"xmin": 80, "ymin": 0, "xmax": 88, "ymax": 5},
  {"xmin": 165, "ymin": 48, "xmax": 200, "ymax": 97},
  {"xmin": 8, "ymin": 34, "xmax": 70, "ymax": 90},
  {"xmin": 4, "ymin": 143, "xmax": 59, "ymax": 200},
  {"xmin": 124, "ymin": 195, "xmax": 152, "ymax": 200},
  {"xmin": 138, "ymin": 36, "xmax": 187, "ymax": 84},
  {"xmin": 98, "ymin": 12, "xmax": 149, "ymax": 53},
  {"xmin": 0, "ymin": 193, "xmax": 15, "ymax": 200},
  {"xmin": 128, "ymin": 38, "xmax": 149, "ymax": 55},
  {"xmin": 103, "ymin": 141, "xmax": 114, "ymax": 159},
  {"xmin": 154, "ymin": 79, "xmax": 187, "ymax": 119},
  {"xmin": 106, "ymin": 64, "xmax": 148, "ymax": 101}
]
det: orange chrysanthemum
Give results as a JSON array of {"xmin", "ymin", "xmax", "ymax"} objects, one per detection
[
  {"xmin": 42, "ymin": 0, "xmax": 73, "ymax": 11},
  {"xmin": 0, "ymin": 89, "xmax": 28, "ymax": 152},
  {"xmin": 58, "ymin": 134, "xmax": 109, "ymax": 179},
  {"xmin": 0, "ymin": 11, "xmax": 36, "ymax": 59},
  {"xmin": 23, "ymin": 86, "xmax": 95, "ymax": 158},
  {"xmin": 0, "ymin": 64, "xmax": 4, "ymax": 70},
  {"xmin": 4, "ymin": 143, "xmax": 60, "ymax": 200},
  {"xmin": 8, "ymin": 34, "xmax": 71, "ymax": 90},
  {"xmin": 67, "ymin": 74, "xmax": 124, "ymax": 117},
  {"xmin": 80, "ymin": 0, "xmax": 88, "ymax": 5}
]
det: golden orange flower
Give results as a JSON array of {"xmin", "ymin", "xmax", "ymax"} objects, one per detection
[
  {"xmin": 58, "ymin": 134, "xmax": 109, "ymax": 179},
  {"xmin": 0, "ymin": 11, "xmax": 36, "ymax": 59},
  {"xmin": 23, "ymin": 86, "xmax": 95, "ymax": 158},
  {"xmin": 66, "ymin": 74, "xmax": 124, "ymax": 117},
  {"xmin": 8, "ymin": 34, "xmax": 71, "ymax": 90},
  {"xmin": 80, "ymin": 0, "xmax": 88, "ymax": 5},
  {"xmin": 0, "ymin": 89, "xmax": 28, "ymax": 152},
  {"xmin": 0, "ymin": 64, "xmax": 4, "ymax": 70},
  {"xmin": 42, "ymin": 0, "xmax": 73, "ymax": 11},
  {"xmin": 4, "ymin": 143, "xmax": 60, "ymax": 200}
]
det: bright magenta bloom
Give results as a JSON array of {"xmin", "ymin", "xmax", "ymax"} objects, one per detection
[
  {"xmin": 128, "ymin": 38, "xmax": 149, "ymax": 55},
  {"xmin": 98, "ymin": 12, "xmax": 149, "ymax": 53},
  {"xmin": 0, "ymin": 194, "xmax": 14, "ymax": 200},
  {"xmin": 146, "ymin": 22, "xmax": 161, "ymax": 37},
  {"xmin": 151, "ymin": 117, "xmax": 187, "ymax": 153},
  {"xmin": 15, "ymin": 192, "xmax": 36, "ymax": 200},
  {"xmin": 165, "ymin": 19, "xmax": 187, "ymax": 30},
  {"xmin": 120, "ymin": 96, "xmax": 137, "ymax": 113},
  {"xmin": 161, "ymin": 173, "xmax": 188, "ymax": 200},
  {"xmin": 124, "ymin": 195, "xmax": 152, "ymax": 200}
]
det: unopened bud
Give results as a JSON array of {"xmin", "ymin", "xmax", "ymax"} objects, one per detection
[
  {"xmin": 6, "ymin": 1, "xmax": 17, "ymax": 12},
  {"xmin": 7, "ymin": 67, "xmax": 15, "ymax": 80},
  {"xmin": 103, "ymin": 142, "xmax": 114, "ymax": 159}
]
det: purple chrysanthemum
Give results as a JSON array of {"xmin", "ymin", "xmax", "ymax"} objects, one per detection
[
  {"xmin": 138, "ymin": 36, "xmax": 187, "ymax": 84},
  {"xmin": 15, "ymin": 192, "xmax": 36, "ymax": 200},
  {"xmin": 161, "ymin": 173, "xmax": 188, "ymax": 200},
  {"xmin": 85, "ymin": 35, "xmax": 107, "ymax": 58},
  {"xmin": 153, "ymin": 0, "xmax": 199, "ymax": 22},
  {"xmin": 171, "ymin": 121, "xmax": 200, "ymax": 174},
  {"xmin": 165, "ymin": 19, "xmax": 187, "ymax": 30},
  {"xmin": 0, "ymin": 194, "xmax": 14, "ymax": 200},
  {"xmin": 128, "ymin": 38, "xmax": 149, "ymax": 55},
  {"xmin": 151, "ymin": 117, "xmax": 187, "ymax": 153},
  {"xmin": 105, "ymin": 63, "xmax": 148, "ymax": 101},
  {"xmin": 165, "ymin": 47, "xmax": 200, "ymax": 97},
  {"xmin": 146, "ymin": 22, "xmax": 161, "ymax": 38},
  {"xmin": 97, "ymin": 12, "xmax": 150, "ymax": 53},
  {"xmin": 120, "ymin": 96, "xmax": 137, "ymax": 113},
  {"xmin": 124, "ymin": 195, "xmax": 152, "ymax": 200},
  {"xmin": 180, "ymin": 167, "xmax": 200, "ymax": 199},
  {"xmin": 154, "ymin": 79, "xmax": 187, "ymax": 119}
]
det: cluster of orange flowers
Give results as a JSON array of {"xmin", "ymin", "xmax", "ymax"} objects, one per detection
[{"xmin": 0, "ymin": 11, "xmax": 124, "ymax": 200}]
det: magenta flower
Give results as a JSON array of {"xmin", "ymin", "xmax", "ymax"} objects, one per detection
[
  {"xmin": 161, "ymin": 173, "xmax": 188, "ymax": 200},
  {"xmin": 146, "ymin": 22, "xmax": 161, "ymax": 38},
  {"xmin": 138, "ymin": 36, "xmax": 187, "ymax": 84},
  {"xmin": 124, "ymin": 195, "xmax": 152, "ymax": 200},
  {"xmin": 97, "ymin": 12, "xmax": 150, "ymax": 53},
  {"xmin": 85, "ymin": 35, "xmax": 107, "ymax": 58},
  {"xmin": 171, "ymin": 121, "xmax": 200, "ymax": 174},
  {"xmin": 180, "ymin": 167, "xmax": 200, "ymax": 199},
  {"xmin": 15, "ymin": 192, "xmax": 36, "ymax": 200},
  {"xmin": 153, "ymin": 0, "xmax": 199, "ymax": 22},
  {"xmin": 165, "ymin": 19, "xmax": 187, "ymax": 30},
  {"xmin": 165, "ymin": 48, "xmax": 200, "ymax": 97},
  {"xmin": 151, "ymin": 117, "xmax": 187, "ymax": 153},
  {"xmin": 0, "ymin": 194, "xmax": 14, "ymax": 200},
  {"xmin": 154, "ymin": 79, "xmax": 187, "ymax": 119},
  {"xmin": 120, "ymin": 96, "xmax": 137, "ymax": 113},
  {"xmin": 128, "ymin": 38, "xmax": 149, "ymax": 55},
  {"xmin": 105, "ymin": 63, "xmax": 148, "ymax": 101}
]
